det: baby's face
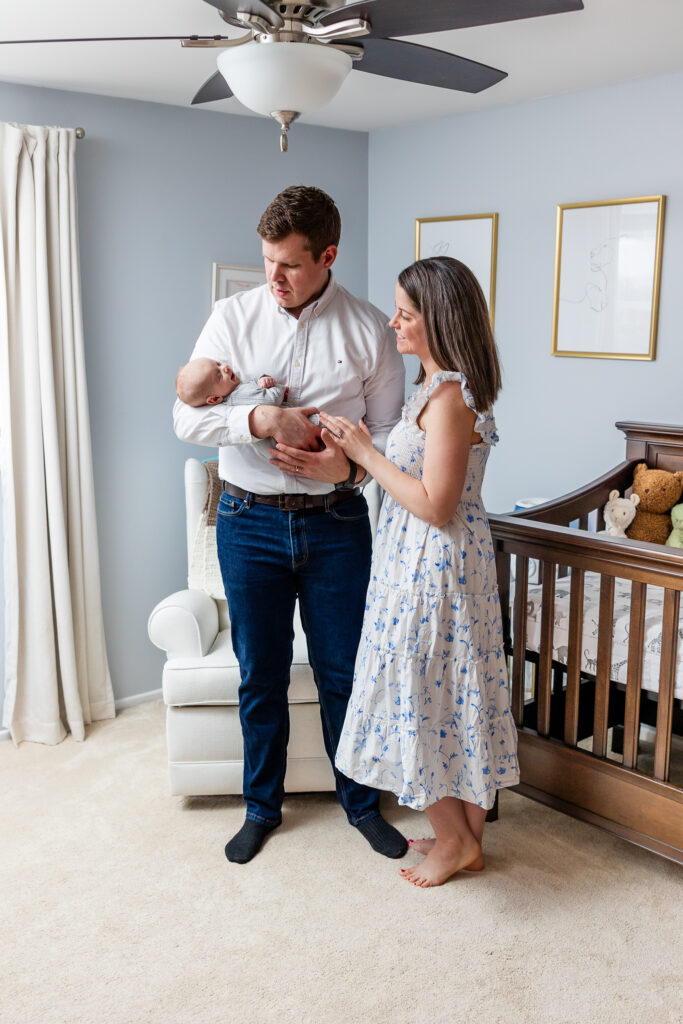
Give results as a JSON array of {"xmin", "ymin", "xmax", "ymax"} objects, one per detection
[{"xmin": 207, "ymin": 360, "xmax": 240, "ymax": 398}]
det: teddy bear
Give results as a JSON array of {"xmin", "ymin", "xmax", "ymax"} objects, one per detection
[
  {"xmin": 626, "ymin": 462, "xmax": 683, "ymax": 545},
  {"xmin": 666, "ymin": 503, "xmax": 683, "ymax": 548},
  {"xmin": 600, "ymin": 489, "xmax": 640, "ymax": 537}
]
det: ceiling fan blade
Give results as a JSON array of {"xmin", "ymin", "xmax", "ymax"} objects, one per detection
[
  {"xmin": 356, "ymin": 38, "xmax": 506, "ymax": 94},
  {"xmin": 201, "ymin": 0, "xmax": 284, "ymax": 29},
  {"xmin": 191, "ymin": 70, "xmax": 234, "ymax": 105},
  {"xmin": 322, "ymin": 0, "xmax": 583, "ymax": 38},
  {"xmin": 0, "ymin": 35, "xmax": 230, "ymax": 44}
]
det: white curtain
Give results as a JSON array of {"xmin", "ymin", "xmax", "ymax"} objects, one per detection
[{"xmin": 0, "ymin": 122, "xmax": 114, "ymax": 744}]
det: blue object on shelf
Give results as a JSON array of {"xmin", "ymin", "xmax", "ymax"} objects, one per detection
[{"xmin": 514, "ymin": 497, "xmax": 549, "ymax": 512}]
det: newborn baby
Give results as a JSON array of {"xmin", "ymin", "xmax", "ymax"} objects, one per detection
[
  {"xmin": 175, "ymin": 357, "xmax": 319, "ymax": 462},
  {"xmin": 176, "ymin": 357, "xmax": 288, "ymax": 409}
]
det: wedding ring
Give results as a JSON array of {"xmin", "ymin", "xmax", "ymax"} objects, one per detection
[
  {"xmin": 337, "ymin": 429, "xmax": 345, "ymax": 438},
  {"xmin": 295, "ymin": 465, "xmax": 302, "ymax": 473}
]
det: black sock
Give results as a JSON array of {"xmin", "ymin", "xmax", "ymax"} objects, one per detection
[
  {"xmin": 355, "ymin": 815, "xmax": 408, "ymax": 859},
  {"xmin": 225, "ymin": 818, "xmax": 280, "ymax": 864}
]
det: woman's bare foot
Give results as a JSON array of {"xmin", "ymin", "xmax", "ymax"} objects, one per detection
[
  {"xmin": 407, "ymin": 837, "xmax": 435, "ymax": 855},
  {"xmin": 408, "ymin": 838, "xmax": 484, "ymax": 870},
  {"xmin": 400, "ymin": 836, "xmax": 482, "ymax": 887}
]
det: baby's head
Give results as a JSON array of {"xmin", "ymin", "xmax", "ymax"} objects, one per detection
[{"xmin": 176, "ymin": 357, "xmax": 240, "ymax": 407}]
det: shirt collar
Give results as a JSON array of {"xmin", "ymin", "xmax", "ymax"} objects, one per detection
[{"xmin": 310, "ymin": 271, "xmax": 337, "ymax": 317}]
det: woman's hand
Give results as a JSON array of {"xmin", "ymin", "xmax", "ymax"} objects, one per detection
[{"xmin": 318, "ymin": 413, "xmax": 375, "ymax": 467}]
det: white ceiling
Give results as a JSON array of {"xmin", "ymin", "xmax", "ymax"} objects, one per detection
[{"xmin": 1, "ymin": 0, "xmax": 683, "ymax": 132}]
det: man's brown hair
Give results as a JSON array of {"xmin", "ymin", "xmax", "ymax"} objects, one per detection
[{"xmin": 257, "ymin": 185, "xmax": 341, "ymax": 260}]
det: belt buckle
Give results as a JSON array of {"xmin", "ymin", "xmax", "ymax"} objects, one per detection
[{"xmin": 280, "ymin": 494, "xmax": 301, "ymax": 511}]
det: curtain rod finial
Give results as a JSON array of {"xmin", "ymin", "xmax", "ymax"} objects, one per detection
[{"xmin": 75, "ymin": 127, "xmax": 85, "ymax": 139}]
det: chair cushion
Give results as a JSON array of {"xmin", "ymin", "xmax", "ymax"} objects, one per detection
[{"xmin": 162, "ymin": 628, "xmax": 319, "ymax": 706}]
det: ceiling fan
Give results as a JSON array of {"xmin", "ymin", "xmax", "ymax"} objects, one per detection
[{"xmin": 2, "ymin": 0, "xmax": 584, "ymax": 151}]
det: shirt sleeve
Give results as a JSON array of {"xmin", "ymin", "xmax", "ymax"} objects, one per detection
[
  {"xmin": 172, "ymin": 303, "xmax": 260, "ymax": 448},
  {"xmin": 363, "ymin": 321, "xmax": 405, "ymax": 455}
]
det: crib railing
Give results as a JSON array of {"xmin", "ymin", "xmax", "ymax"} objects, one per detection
[{"xmin": 489, "ymin": 510, "xmax": 683, "ymax": 862}]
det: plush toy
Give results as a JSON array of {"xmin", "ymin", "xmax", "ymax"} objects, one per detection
[
  {"xmin": 600, "ymin": 489, "xmax": 640, "ymax": 537},
  {"xmin": 626, "ymin": 462, "xmax": 683, "ymax": 545},
  {"xmin": 666, "ymin": 503, "xmax": 683, "ymax": 548}
]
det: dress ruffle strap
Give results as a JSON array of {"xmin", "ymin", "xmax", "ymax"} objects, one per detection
[{"xmin": 404, "ymin": 371, "xmax": 499, "ymax": 446}]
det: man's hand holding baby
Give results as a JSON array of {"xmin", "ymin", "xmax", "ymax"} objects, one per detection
[{"xmin": 249, "ymin": 405, "xmax": 322, "ymax": 453}]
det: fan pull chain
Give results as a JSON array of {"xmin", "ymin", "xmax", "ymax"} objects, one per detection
[{"xmin": 271, "ymin": 110, "xmax": 298, "ymax": 152}]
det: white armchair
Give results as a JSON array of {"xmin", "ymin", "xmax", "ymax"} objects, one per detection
[{"xmin": 148, "ymin": 459, "xmax": 381, "ymax": 797}]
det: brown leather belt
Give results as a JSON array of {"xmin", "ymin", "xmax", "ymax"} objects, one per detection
[{"xmin": 222, "ymin": 480, "xmax": 360, "ymax": 511}]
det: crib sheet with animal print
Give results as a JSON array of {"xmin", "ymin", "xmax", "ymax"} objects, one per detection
[{"xmin": 522, "ymin": 572, "xmax": 683, "ymax": 700}]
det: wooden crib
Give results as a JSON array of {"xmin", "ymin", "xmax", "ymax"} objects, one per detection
[{"xmin": 489, "ymin": 421, "xmax": 683, "ymax": 863}]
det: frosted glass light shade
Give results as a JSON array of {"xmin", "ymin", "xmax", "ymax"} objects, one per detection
[{"xmin": 217, "ymin": 41, "xmax": 352, "ymax": 116}]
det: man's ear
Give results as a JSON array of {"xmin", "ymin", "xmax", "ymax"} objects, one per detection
[
  {"xmin": 321, "ymin": 244, "xmax": 337, "ymax": 270},
  {"xmin": 206, "ymin": 394, "xmax": 223, "ymax": 405}
]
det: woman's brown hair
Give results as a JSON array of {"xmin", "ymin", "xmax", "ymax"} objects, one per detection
[{"xmin": 397, "ymin": 256, "xmax": 502, "ymax": 411}]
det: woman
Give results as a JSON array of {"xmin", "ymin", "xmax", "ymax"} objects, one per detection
[{"xmin": 320, "ymin": 257, "xmax": 519, "ymax": 888}]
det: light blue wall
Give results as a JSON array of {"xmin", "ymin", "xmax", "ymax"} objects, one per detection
[
  {"xmin": 368, "ymin": 71, "xmax": 683, "ymax": 513},
  {"xmin": 0, "ymin": 82, "xmax": 369, "ymax": 708}
]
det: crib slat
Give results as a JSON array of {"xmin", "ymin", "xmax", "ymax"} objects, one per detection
[
  {"xmin": 564, "ymin": 567, "xmax": 585, "ymax": 747},
  {"xmin": 578, "ymin": 513, "xmax": 588, "ymax": 531},
  {"xmin": 653, "ymin": 589, "xmax": 680, "ymax": 782},
  {"xmin": 537, "ymin": 562, "xmax": 555, "ymax": 736},
  {"xmin": 511, "ymin": 555, "xmax": 529, "ymax": 726},
  {"xmin": 622, "ymin": 582, "xmax": 647, "ymax": 769},
  {"xmin": 593, "ymin": 575, "xmax": 615, "ymax": 758},
  {"xmin": 496, "ymin": 550, "xmax": 511, "ymax": 650}
]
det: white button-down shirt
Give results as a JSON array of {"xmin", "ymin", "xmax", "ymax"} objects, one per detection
[{"xmin": 173, "ymin": 273, "xmax": 405, "ymax": 494}]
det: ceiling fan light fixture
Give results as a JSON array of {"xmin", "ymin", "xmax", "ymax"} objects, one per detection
[{"xmin": 216, "ymin": 40, "xmax": 352, "ymax": 119}]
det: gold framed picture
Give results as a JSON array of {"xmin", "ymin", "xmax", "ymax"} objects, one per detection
[
  {"xmin": 211, "ymin": 263, "xmax": 266, "ymax": 308},
  {"xmin": 551, "ymin": 195, "xmax": 666, "ymax": 360},
  {"xmin": 415, "ymin": 212, "xmax": 498, "ymax": 327}
]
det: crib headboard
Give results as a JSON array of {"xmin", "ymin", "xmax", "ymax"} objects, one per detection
[{"xmin": 617, "ymin": 421, "xmax": 683, "ymax": 473}]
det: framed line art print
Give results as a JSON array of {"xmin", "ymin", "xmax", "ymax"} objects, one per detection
[
  {"xmin": 415, "ymin": 213, "xmax": 498, "ymax": 327},
  {"xmin": 551, "ymin": 195, "xmax": 666, "ymax": 360},
  {"xmin": 211, "ymin": 263, "xmax": 266, "ymax": 308}
]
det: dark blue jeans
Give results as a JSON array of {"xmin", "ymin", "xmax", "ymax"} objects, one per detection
[{"xmin": 215, "ymin": 489, "xmax": 380, "ymax": 827}]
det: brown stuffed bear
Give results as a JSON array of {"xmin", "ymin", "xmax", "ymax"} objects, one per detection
[{"xmin": 626, "ymin": 462, "xmax": 683, "ymax": 544}]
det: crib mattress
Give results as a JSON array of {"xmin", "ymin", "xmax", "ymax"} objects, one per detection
[{"xmin": 523, "ymin": 572, "xmax": 683, "ymax": 701}]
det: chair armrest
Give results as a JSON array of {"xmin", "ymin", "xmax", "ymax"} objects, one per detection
[{"xmin": 148, "ymin": 589, "xmax": 220, "ymax": 659}]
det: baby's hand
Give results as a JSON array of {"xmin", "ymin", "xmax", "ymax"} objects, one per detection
[{"xmin": 258, "ymin": 375, "xmax": 277, "ymax": 389}]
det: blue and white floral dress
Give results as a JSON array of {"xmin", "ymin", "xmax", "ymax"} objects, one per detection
[{"xmin": 335, "ymin": 371, "xmax": 519, "ymax": 811}]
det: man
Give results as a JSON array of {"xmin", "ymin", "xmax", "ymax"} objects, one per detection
[{"xmin": 174, "ymin": 185, "xmax": 406, "ymax": 863}]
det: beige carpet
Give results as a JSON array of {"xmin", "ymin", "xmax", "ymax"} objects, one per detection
[{"xmin": 1, "ymin": 700, "xmax": 681, "ymax": 1024}]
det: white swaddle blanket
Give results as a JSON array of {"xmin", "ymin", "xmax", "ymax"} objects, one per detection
[{"xmin": 188, "ymin": 460, "xmax": 226, "ymax": 600}]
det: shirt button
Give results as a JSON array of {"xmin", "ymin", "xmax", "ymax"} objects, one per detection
[
  {"xmin": 299, "ymin": 322, "xmax": 305, "ymax": 329},
  {"xmin": 240, "ymin": 435, "xmax": 247, "ymax": 441},
  {"xmin": 295, "ymin": 361, "xmax": 300, "ymax": 367}
]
